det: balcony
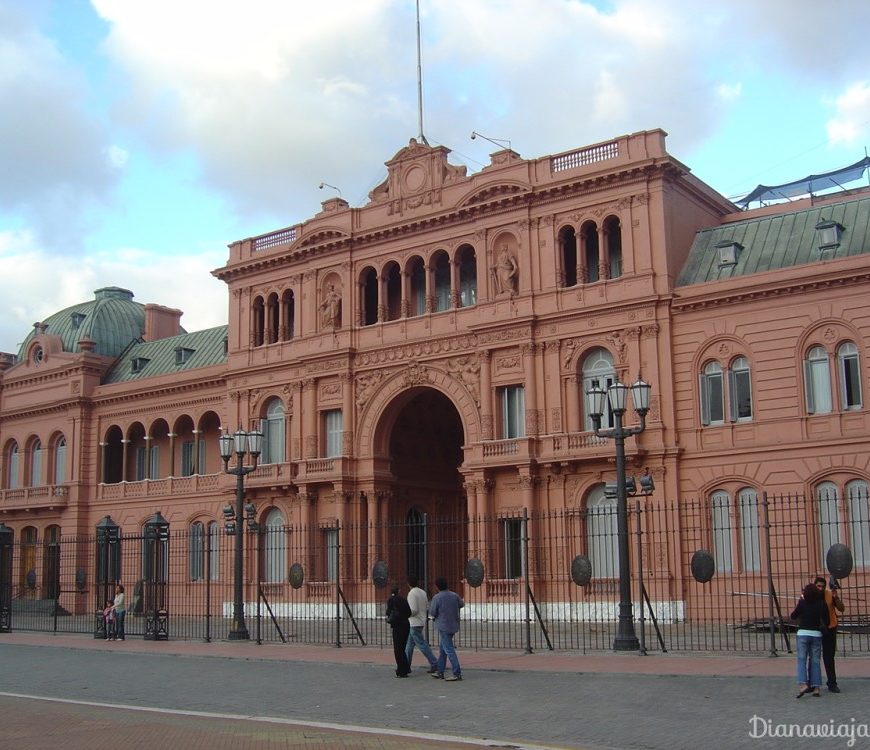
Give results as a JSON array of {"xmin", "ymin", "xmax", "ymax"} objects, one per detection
[
  {"xmin": 464, "ymin": 430, "xmax": 633, "ymax": 470},
  {"xmin": 97, "ymin": 474, "xmax": 220, "ymax": 501},
  {"xmin": 0, "ymin": 484, "xmax": 68, "ymax": 511}
]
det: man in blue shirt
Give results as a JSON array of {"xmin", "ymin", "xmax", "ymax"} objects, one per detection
[{"xmin": 429, "ymin": 576, "xmax": 464, "ymax": 681}]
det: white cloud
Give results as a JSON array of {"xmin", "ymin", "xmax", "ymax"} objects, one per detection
[
  {"xmin": 0, "ymin": 1, "xmax": 119, "ymax": 250},
  {"xmin": 0, "ymin": 229, "xmax": 228, "ymax": 354},
  {"xmin": 717, "ymin": 83, "xmax": 742, "ymax": 103},
  {"xmin": 826, "ymin": 82, "xmax": 870, "ymax": 147}
]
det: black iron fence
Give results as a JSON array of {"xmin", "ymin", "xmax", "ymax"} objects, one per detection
[{"xmin": 1, "ymin": 492, "xmax": 868, "ymax": 654}]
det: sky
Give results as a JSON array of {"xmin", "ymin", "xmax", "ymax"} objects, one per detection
[{"xmin": 1, "ymin": 0, "xmax": 869, "ymax": 355}]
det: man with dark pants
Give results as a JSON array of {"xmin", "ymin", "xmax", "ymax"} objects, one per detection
[
  {"xmin": 815, "ymin": 576, "xmax": 845, "ymax": 693},
  {"xmin": 429, "ymin": 576, "xmax": 464, "ymax": 682}
]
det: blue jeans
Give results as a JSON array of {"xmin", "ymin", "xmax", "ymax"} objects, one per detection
[
  {"xmin": 796, "ymin": 634, "xmax": 822, "ymax": 687},
  {"xmin": 115, "ymin": 611, "xmax": 126, "ymax": 640},
  {"xmin": 435, "ymin": 630, "xmax": 461, "ymax": 677},
  {"xmin": 405, "ymin": 626, "xmax": 437, "ymax": 668}
]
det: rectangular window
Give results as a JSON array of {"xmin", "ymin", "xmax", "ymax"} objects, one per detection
[
  {"xmin": 324, "ymin": 410, "xmax": 343, "ymax": 457},
  {"xmin": 728, "ymin": 360, "xmax": 753, "ymax": 421},
  {"xmin": 500, "ymin": 385, "xmax": 525, "ymax": 439},
  {"xmin": 54, "ymin": 442, "xmax": 66, "ymax": 484},
  {"xmin": 31, "ymin": 448, "xmax": 43, "ymax": 486},
  {"xmin": 198, "ymin": 439, "xmax": 206, "ymax": 474},
  {"xmin": 711, "ymin": 493, "xmax": 733, "ymax": 573},
  {"xmin": 323, "ymin": 527, "xmax": 338, "ymax": 582},
  {"xmin": 738, "ymin": 490, "xmax": 761, "ymax": 572},
  {"xmin": 502, "ymin": 518, "xmax": 524, "ymax": 579},
  {"xmin": 135, "ymin": 446, "xmax": 147, "ymax": 481},
  {"xmin": 189, "ymin": 524, "xmax": 204, "ymax": 581},
  {"xmin": 263, "ymin": 416, "xmax": 285, "ymax": 464},
  {"xmin": 846, "ymin": 483, "xmax": 870, "ymax": 566},
  {"xmin": 817, "ymin": 485, "xmax": 841, "ymax": 568},
  {"xmin": 208, "ymin": 521, "xmax": 220, "ymax": 581},
  {"xmin": 149, "ymin": 445, "xmax": 159, "ymax": 480},
  {"xmin": 805, "ymin": 349, "xmax": 832, "ymax": 414},
  {"xmin": 840, "ymin": 351, "xmax": 863, "ymax": 409}
]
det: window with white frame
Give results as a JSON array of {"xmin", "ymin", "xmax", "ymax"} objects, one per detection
[
  {"xmin": 805, "ymin": 346, "xmax": 833, "ymax": 414},
  {"xmin": 737, "ymin": 488, "xmax": 761, "ymax": 571},
  {"xmin": 586, "ymin": 485, "xmax": 617, "ymax": 578},
  {"xmin": 6, "ymin": 443, "xmax": 19, "ymax": 489},
  {"xmin": 729, "ymin": 357, "xmax": 753, "ymax": 421},
  {"xmin": 816, "ymin": 482, "xmax": 841, "ymax": 567},
  {"xmin": 499, "ymin": 385, "xmax": 525, "ymax": 439},
  {"xmin": 135, "ymin": 446, "xmax": 147, "ymax": 481},
  {"xmin": 54, "ymin": 437, "xmax": 66, "ymax": 484},
  {"xmin": 323, "ymin": 409, "xmax": 343, "ymax": 457},
  {"xmin": 711, "ymin": 490, "xmax": 733, "ymax": 573},
  {"xmin": 181, "ymin": 441, "xmax": 195, "ymax": 477},
  {"xmin": 262, "ymin": 398, "xmax": 286, "ymax": 464},
  {"xmin": 207, "ymin": 520, "xmax": 220, "ymax": 580},
  {"xmin": 846, "ymin": 480, "xmax": 870, "ymax": 567},
  {"xmin": 323, "ymin": 527, "xmax": 338, "ymax": 582},
  {"xmin": 189, "ymin": 521, "xmax": 204, "ymax": 580},
  {"xmin": 149, "ymin": 444, "xmax": 159, "ymax": 480},
  {"xmin": 263, "ymin": 509, "xmax": 286, "ymax": 583},
  {"xmin": 29, "ymin": 438, "xmax": 43, "ymax": 486},
  {"xmin": 501, "ymin": 518, "xmax": 524, "ymax": 579},
  {"xmin": 582, "ymin": 348, "xmax": 616, "ymax": 430},
  {"xmin": 837, "ymin": 342, "xmax": 863, "ymax": 410},
  {"xmin": 700, "ymin": 362, "xmax": 725, "ymax": 425}
]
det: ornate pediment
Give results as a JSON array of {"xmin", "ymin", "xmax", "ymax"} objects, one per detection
[
  {"xmin": 297, "ymin": 228, "xmax": 349, "ymax": 248},
  {"xmin": 459, "ymin": 183, "xmax": 529, "ymax": 207}
]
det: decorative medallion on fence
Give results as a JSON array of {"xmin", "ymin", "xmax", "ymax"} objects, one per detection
[
  {"xmin": 372, "ymin": 560, "xmax": 389, "ymax": 588},
  {"xmin": 289, "ymin": 563, "xmax": 304, "ymax": 589},
  {"xmin": 570, "ymin": 555, "xmax": 592, "ymax": 586},
  {"xmin": 826, "ymin": 543, "xmax": 853, "ymax": 580},
  {"xmin": 464, "ymin": 558, "xmax": 485, "ymax": 587},
  {"xmin": 690, "ymin": 550, "xmax": 715, "ymax": 583}
]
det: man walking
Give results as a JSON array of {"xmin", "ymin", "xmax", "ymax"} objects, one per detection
[
  {"xmin": 405, "ymin": 575, "xmax": 438, "ymax": 673},
  {"xmin": 429, "ymin": 576, "xmax": 464, "ymax": 682},
  {"xmin": 815, "ymin": 576, "xmax": 845, "ymax": 692}
]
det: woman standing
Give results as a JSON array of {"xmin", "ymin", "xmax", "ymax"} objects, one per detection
[
  {"xmin": 385, "ymin": 585, "xmax": 411, "ymax": 677},
  {"xmin": 113, "ymin": 585, "xmax": 126, "ymax": 641},
  {"xmin": 790, "ymin": 582, "xmax": 829, "ymax": 697}
]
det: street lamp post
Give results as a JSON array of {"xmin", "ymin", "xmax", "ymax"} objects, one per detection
[
  {"xmin": 219, "ymin": 426, "xmax": 263, "ymax": 641},
  {"xmin": 586, "ymin": 378, "xmax": 651, "ymax": 651}
]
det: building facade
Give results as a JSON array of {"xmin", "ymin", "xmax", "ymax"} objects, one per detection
[{"xmin": 1, "ymin": 129, "xmax": 867, "ymax": 644}]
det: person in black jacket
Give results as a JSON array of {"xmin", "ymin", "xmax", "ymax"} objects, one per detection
[
  {"xmin": 385, "ymin": 585, "xmax": 412, "ymax": 677},
  {"xmin": 790, "ymin": 582, "xmax": 830, "ymax": 698}
]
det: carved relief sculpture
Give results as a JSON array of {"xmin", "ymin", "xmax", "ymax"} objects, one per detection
[{"xmin": 320, "ymin": 283, "xmax": 342, "ymax": 329}]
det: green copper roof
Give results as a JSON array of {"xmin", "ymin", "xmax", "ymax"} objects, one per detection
[
  {"xmin": 103, "ymin": 325, "xmax": 228, "ymax": 384},
  {"xmin": 17, "ymin": 287, "xmax": 150, "ymax": 359},
  {"xmin": 677, "ymin": 194, "xmax": 870, "ymax": 287}
]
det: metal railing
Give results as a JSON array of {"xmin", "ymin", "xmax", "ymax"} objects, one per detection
[{"xmin": 1, "ymin": 492, "xmax": 867, "ymax": 654}]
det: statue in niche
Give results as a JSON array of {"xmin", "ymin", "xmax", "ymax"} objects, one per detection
[
  {"xmin": 320, "ymin": 283, "xmax": 342, "ymax": 329},
  {"xmin": 493, "ymin": 243, "xmax": 518, "ymax": 295}
]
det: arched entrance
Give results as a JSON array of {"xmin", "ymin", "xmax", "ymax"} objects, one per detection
[{"xmin": 377, "ymin": 387, "xmax": 467, "ymax": 588}]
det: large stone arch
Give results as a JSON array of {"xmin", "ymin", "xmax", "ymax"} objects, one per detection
[{"xmin": 356, "ymin": 361, "xmax": 481, "ymax": 458}]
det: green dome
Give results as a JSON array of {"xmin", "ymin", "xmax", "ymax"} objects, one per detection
[{"xmin": 18, "ymin": 287, "xmax": 147, "ymax": 359}]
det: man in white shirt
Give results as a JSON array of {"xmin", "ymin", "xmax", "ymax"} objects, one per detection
[{"xmin": 405, "ymin": 575, "xmax": 438, "ymax": 672}]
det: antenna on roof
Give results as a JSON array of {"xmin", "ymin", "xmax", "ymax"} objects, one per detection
[{"xmin": 415, "ymin": 0, "xmax": 429, "ymax": 145}]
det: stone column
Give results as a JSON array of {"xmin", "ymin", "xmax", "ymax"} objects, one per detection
[
  {"xmin": 480, "ymin": 350, "xmax": 493, "ymax": 440},
  {"xmin": 303, "ymin": 378, "xmax": 318, "ymax": 459},
  {"xmin": 521, "ymin": 343, "xmax": 539, "ymax": 436}
]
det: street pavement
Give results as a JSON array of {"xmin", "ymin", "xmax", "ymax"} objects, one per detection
[{"xmin": 0, "ymin": 632, "xmax": 868, "ymax": 749}]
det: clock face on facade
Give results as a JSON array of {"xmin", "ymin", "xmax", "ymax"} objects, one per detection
[{"xmin": 33, "ymin": 346, "xmax": 44, "ymax": 364}]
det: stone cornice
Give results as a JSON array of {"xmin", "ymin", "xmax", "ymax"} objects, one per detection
[
  {"xmin": 215, "ymin": 161, "xmax": 677, "ymax": 282},
  {"xmin": 673, "ymin": 269, "xmax": 870, "ymax": 312},
  {"xmin": 0, "ymin": 398, "xmax": 93, "ymax": 422},
  {"xmin": 92, "ymin": 378, "xmax": 227, "ymax": 407}
]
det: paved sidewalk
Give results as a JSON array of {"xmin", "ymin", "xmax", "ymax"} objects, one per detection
[{"xmin": 3, "ymin": 630, "xmax": 870, "ymax": 678}]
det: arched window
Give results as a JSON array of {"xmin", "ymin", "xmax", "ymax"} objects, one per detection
[
  {"xmin": 711, "ymin": 490, "xmax": 733, "ymax": 573},
  {"xmin": 261, "ymin": 398, "xmax": 286, "ymax": 465},
  {"xmin": 433, "ymin": 251, "xmax": 451, "ymax": 312},
  {"xmin": 458, "ymin": 245, "xmax": 477, "ymax": 307},
  {"xmin": 700, "ymin": 361, "xmax": 724, "ymax": 425},
  {"xmin": 28, "ymin": 438, "xmax": 43, "ymax": 487},
  {"xmin": 728, "ymin": 357, "xmax": 753, "ymax": 421},
  {"xmin": 54, "ymin": 437, "xmax": 67, "ymax": 484},
  {"xmin": 409, "ymin": 257, "xmax": 426, "ymax": 316},
  {"xmin": 586, "ymin": 485, "xmax": 617, "ymax": 578},
  {"xmin": 5, "ymin": 442, "xmax": 19, "ymax": 489},
  {"xmin": 361, "ymin": 267, "xmax": 378, "ymax": 326},
  {"xmin": 581, "ymin": 221, "xmax": 599, "ymax": 283},
  {"xmin": 737, "ymin": 488, "xmax": 761, "ymax": 571},
  {"xmin": 837, "ymin": 342, "xmax": 862, "ymax": 410},
  {"xmin": 805, "ymin": 346, "xmax": 832, "ymax": 414},
  {"xmin": 263, "ymin": 509, "xmax": 287, "ymax": 583},
  {"xmin": 604, "ymin": 216, "xmax": 622, "ymax": 279},
  {"xmin": 281, "ymin": 289, "xmax": 295, "ymax": 341},
  {"xmin": 582, "ymin": 348, "xmax": 616, "ymax": 430},
  {"xmin": 558, "ymin": 226, "xmax": 577, "ymax": 287},
  {"xmin": 266, "ymin": 292, "xmax": 279, "ymax": 344},
  {"xmin": 207, "ymin": 521, "xmax": 220, "ymax": 580},
  {"xmin": 816, "ymin": 482, "xmax": 841, "ymax": 567},
  {"xmin": 189, "ymin": 521, "xmax": 204, "ymax": 581},
  {"xmin": 384, "ymin": 262, "xmax": 402, "ymax": 321},
  {"xmin": 252, "ymin": 296, "xmax": 265, "ymax": 347},
  {"xmin": 845, "ymin": 480, "xmax": 869, "ymax": 567}
]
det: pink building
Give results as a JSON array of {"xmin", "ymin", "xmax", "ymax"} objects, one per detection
[{"xmin": 0, "ymin": 130, "xmax": 867, "ymax": 647}]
